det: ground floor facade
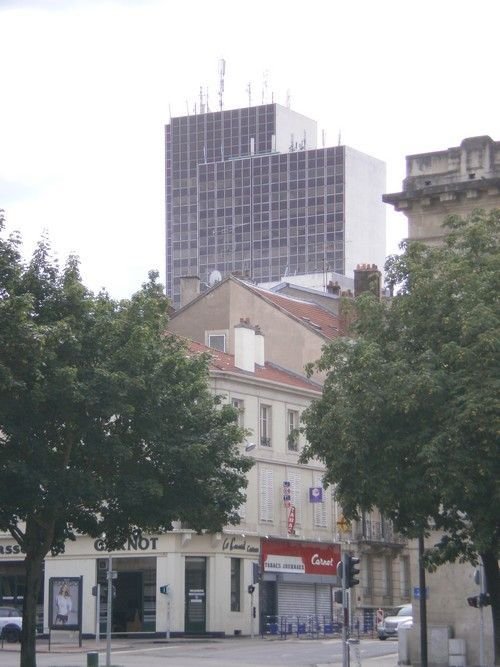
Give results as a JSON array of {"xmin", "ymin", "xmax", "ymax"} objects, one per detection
[{"xmin": 0, "ymin": 532, "xmax": 343, "ymax": 638}]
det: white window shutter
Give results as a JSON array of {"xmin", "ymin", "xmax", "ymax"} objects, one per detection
[
  {"xmin": 259, "ymin": 468, "xmax": 274, "ymax": 523},
  {"xmin": 313, "ymin": 473, "xmax": 327, "ymax": 528}
]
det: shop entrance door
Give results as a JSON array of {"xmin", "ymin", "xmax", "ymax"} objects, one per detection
[
  {"xmin": 184, "ymin": 557, "xmax": 206, "ymax": 634},
  {"xmin": 113, "ymin": 571, "xmax": 143, "ymax": 633}
]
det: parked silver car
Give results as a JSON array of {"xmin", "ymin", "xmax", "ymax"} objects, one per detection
[
  {"xmin": 377, "ymin": 604, "xmax": 412, "ymax": 640},
  {"xmin": 0, "ymin": 606, "xmax": 22, "ymax": 643}
]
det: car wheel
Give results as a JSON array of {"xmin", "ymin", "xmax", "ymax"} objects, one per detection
[
  {"xmin": 3, "ymin": 626, "xmax": 21, "ymax": 643},
  {"xmin": 379, "ymin": 635, "xmax": 387, "ymax": 641}
]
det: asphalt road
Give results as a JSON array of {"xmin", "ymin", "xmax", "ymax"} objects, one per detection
[{"xmin": 0, "ymin": 636, "xmax": 399, "ymax": 667}]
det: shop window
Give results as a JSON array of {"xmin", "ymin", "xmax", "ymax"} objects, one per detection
[{"xmin": 230, "ymin": 558, "xmax": 241, "ymax": 612}]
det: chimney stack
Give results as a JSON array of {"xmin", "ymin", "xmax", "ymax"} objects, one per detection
[
  {"xmin": 180, "ymin": 276, "xmax": 201, "ymax": 308},
  {"xmin": 234, "ymin": 318, "xmax": 255, "ymax": 373},
  {"xmin": 354, "ymin": 264, "xmax": 381, "ymax": 299},
  {"xmin": 254, "ymin": 325, "xmax": 265, "ymax": 366}
]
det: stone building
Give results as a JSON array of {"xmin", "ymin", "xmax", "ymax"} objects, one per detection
[
  {"xmin": 383, "ymin": 135, "xmax": 500, "ymax": 243},
  {"xmin": 384, "ymin": 136, "xmax": 499, "ymax": 667}
]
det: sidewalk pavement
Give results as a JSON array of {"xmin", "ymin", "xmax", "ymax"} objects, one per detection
[{"xmin": 317, "ymin": 655, "xmax": 399, "ymax": 667}]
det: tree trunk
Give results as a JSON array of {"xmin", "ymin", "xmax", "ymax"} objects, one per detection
[
  {"xmin": 20, "ymin": 553, "xmax": 44, "ymax": 667},
  {"xmin": 482, "ymin": 550, "xmax": 500, "ymax": 665},
  {"xmin": 20, "ymin": 515, "xmax": 55, "ymax": 667}
]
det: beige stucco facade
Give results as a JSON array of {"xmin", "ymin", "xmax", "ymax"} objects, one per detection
[{"xmin": 169, "ymin": 277, "xmax": 331, "ymax": 381}]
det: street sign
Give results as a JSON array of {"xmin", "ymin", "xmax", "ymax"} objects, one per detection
[
  {"xmin": 287, "ymin": 505, "xmax": 296, "ymax": 534},
  {"xmin": 283, "ymin": 480, "xmax": 291, "ymax": 508},
  {"xmin": 413, "ymin": 586, "xmax": 428, "ymax": 599}
]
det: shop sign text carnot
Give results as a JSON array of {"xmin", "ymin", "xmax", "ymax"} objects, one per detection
[{"xmin": 94, "ymin": 535, "xmax": 158, "ymax": 552}]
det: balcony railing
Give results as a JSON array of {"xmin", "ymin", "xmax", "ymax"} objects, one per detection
[
  {"xmin": 355, "ymin": 520, "xmax": 406, "ymax": 546},
  {"xmin": 260, "ymin": 436, "xmax": 271, "ymax": 447}
]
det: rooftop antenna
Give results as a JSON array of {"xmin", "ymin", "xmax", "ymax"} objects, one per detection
[
  {"xmin": 185, "ymin": 100, "xmax": 189, "ymax": 116},
  {"xmin": 322, "ymin": 129, "xmax": 326, "ymax": 147},
  {"xmin": 206, "ymin": 87, "xmax": 210, "ymax": 113},
  {"xmin": 262, "ymin": 69, "xmax": 269, "ymax": 105},
  {"xmin": 338, "ymin": 130, "xmax": 342, "ymax": 146},
  {"xmin": 168, "ymin": 104, "xmax": 172, "ymax": 120},
  {"xmin": 218, "ymin": 58, "xmax": 226, "ymax": 111},
  {"xmin": 246, "ymin": 82, "xmax": 252, "ymax": 107},
  {"xmin": 286, "ymin": 89, "xmax": 291, "ymax": 108},
  {"xmin": 199, "ymin": 86, "xmax": 204, "ymax": 114}
]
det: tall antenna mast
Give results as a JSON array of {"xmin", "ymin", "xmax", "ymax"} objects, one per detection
[
  {"xmin": 199, "ymin": 86, "xmax": 204, "ymax": 114},
  {"xmin": 246, "ymin": 82, "xmax": 252, "ymax": 107},
  {"xmin": 262, "ymin": 70, "xmax": 269, "ymax": 104},
  {"xmin": 218, "ymin": 59, "xmax": 226, "ymax": 111}
]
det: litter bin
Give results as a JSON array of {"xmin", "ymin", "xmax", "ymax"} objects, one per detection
[{"xmin": 87, "ymin": 651, "xmax": 99, "ymax": 667}]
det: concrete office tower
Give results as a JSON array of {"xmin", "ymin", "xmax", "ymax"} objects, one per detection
[{"xmin": 165, "ymin": 103, "xmax": 386, "ymax": 308}]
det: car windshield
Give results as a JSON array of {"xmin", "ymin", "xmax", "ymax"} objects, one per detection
[{"xmin": 398, "ymin": 605, "xmax": 412, "ymax": 616}]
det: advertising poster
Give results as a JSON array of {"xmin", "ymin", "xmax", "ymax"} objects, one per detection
[{"xmin": 49, "ymin": 576, "xmax": 82, "ymax": 630}]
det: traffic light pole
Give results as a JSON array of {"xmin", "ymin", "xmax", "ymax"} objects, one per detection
[
  {"xmin": 95, "ymin": 583, "xmax": 101, "ymax": 646},
  {"xmin": 106, "ymin": 554, "xmax": 112, "ymax": 667},
  {"xmin": 341, "ymin": 553, "xmax": 349, "ymax": 667}
]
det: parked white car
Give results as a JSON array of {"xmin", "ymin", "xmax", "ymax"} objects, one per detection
[
  {"xmin": 0, "ymin": 606, "xmax": 22, "ymax": 643},
  {"xmin": 377, "ymin": 604, "xmax": 412, "ymax": 640}
]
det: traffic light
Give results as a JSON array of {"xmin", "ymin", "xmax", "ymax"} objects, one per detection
[
  {"xmin": 467, "ymin": 594, "xmax": 491, "ymax": 608},
  {"xmin": 248, "ymin": 584, "xmax": 255, "ymax": 595},
  {"xmin": 346, "ymin": 555, "xmax": 360, "ymax": 588}
]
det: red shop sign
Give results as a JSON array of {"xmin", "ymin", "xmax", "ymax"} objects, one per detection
[{"xmin": 261, "ymin": 538, "xmax": 341, "ymax": 576}]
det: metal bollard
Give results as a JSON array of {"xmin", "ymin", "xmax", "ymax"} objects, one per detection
[
  {"xmin": 87, "ymin": 651, "xmax": 99, "ymax": 667},
  {"xmin": 347, "ymin": 638, "xmax": 361, "ymax": 667}
]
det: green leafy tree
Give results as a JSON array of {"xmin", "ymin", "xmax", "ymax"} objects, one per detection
[
  {"xmin": 301, "ymin": 209, "xmax": 500, "ymax": 663},
  {"xmin": 0, "ymin": 216, "xmax": 252, "ymax": 667}
]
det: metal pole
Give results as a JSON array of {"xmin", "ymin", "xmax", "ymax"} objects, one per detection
[
  {"xmin": 95, "ymin": 583, "xmax": 100, "ymax": 646},
  {"xmin": 418, "ymin": 533, "xmax": 428, "ymax": 667},
  {"xmin": 166, "ymin": 597, "xmax": 171, "ymax": 640},
  {"xmin": 342, "ymin": 553, "xmax": 349, "ymax": 667},
  {"xmin": 250, "ymin": 590, "xmax": 255, "ymax": 639},
  {"xmin": 479, "ymin": 563, "xmax": 485, "ymax": 667},
  {"xmin": 106, "ymin": 554, "xmax": 112, "ymax": 667}
]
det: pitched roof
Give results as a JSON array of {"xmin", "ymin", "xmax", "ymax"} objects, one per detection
[
  {"xmin": 170, "ymin": 274, "xmax": 342, "ymax": 340},
  {"xmin": 242, "ymin": 281, "xmax": 341, "ymax": 339},
  {"xmin": 186, "ymin": 339, "xmax": 322, "ymax": 393}
]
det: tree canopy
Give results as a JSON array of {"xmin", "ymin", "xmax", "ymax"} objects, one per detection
[
  {"xmin": 0, "ymin": 214, "xmax": 252, "ymax": 667},
  {"xmin": 301, "ymin": 209, "xmax": 500, "ymax": 661}
]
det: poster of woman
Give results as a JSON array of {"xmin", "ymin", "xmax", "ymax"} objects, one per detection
[{"xmin": 49, "ymin": 577, "xmax": 82, "ymax": 630}]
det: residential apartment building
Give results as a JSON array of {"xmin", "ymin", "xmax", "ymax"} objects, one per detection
[
  {"xmin": 165, "ymin": 102, "xmax": 386, "ymax": 308},
  {"xmin": 168, "ymin": 276, "xmax": 410, "ymax": 629}
]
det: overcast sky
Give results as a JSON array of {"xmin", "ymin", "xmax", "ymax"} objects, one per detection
[{"xmin": 1, "ymin": 0, "xmax": 499, "ymax": 298}]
